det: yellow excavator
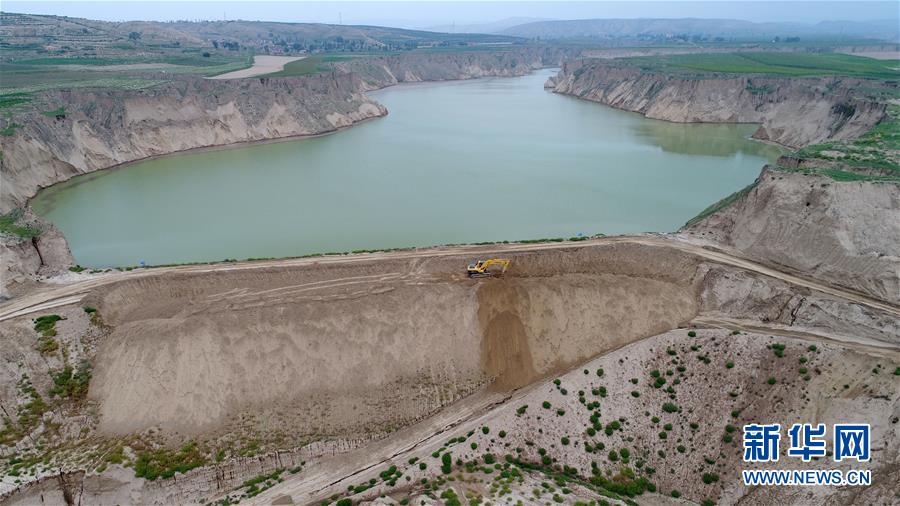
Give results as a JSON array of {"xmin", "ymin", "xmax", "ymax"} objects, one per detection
[{"xmin": 466, "ymin": 259, "xmax": 511, "ymax": 278}]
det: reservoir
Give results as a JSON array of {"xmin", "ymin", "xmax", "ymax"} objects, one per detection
[{"xmin": 32, "ymin": 68, "xmax": 782, "ymax": 267}]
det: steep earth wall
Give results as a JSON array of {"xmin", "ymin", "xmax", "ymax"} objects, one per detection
[
  {"xmin": 685, "ymin": 167, "xmax": 900, "ymax": 304},
  {"xmin": 335, "ymin": 46, "xmax": 575, "ymax": 90},
  {"xmin": 0, "ymin": 72, "xmax": 385, "ymax": 213},
  {"xmin": 546, "ymin": 59, "xmax": 888, "ymax": 148}
]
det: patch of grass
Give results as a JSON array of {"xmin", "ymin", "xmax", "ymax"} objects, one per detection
[
  {"xmin": 49, "ymin": 361, "xmax": 92, "ymax": 399},
  {"xmin": 2, "ymin": 375, "xmax": 50, "ymax": 444},
  {"xmin": 0, "ymin": 93, "xmax": 30, "ymax": 110},
  {"xmin": 788, "ymin": 103, "xmax": 900, "ymax": 179},
  {"xmin": 684, "ymin": 179, "xmax": 759, "ymax": 228},
  {"xmin": 630, "ymin": 52, "xmax": 900, "ymax": 79},
  {"xmin": 133, "ymin": 441, "xmax": 207, "ymax": 481},
  {"xmin": 0, "ymin": 121, "xmax": 23, "ymax": 136},
  {"xmin": 33, "ymin": 315, "xmax": 62, "ymax": 337},
  {"xmin": 262, "ymin": 56, "xmax": 330, "ymax": 77}
]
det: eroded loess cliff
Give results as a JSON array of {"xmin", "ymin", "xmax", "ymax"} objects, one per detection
[
  {"xmin": 0, "ymin": 72, "xmax": 386, "ymax": 212},
  {"xmin": 546, "ymin": 59, "xmax": 888, "ymax": 148},
  {"xmin": 685, "ymin": 166, "xmax": 900, "ymax": 304},
  {"xmin": 335, "ymin": 46, "xmax": 575, "ymax": 90}
]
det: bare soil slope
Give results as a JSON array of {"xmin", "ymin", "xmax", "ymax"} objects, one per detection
[
  {"xmin": 684, "ymin": 167, "xmax": 900, "ymax": 304},
  {"xmin": 87, "ymin": 243, "xmax": 699, "ymax": 440}
]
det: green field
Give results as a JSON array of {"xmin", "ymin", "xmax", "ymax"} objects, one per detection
[
  {"xmin": 630, "ymin": 52, "xmax": 899, "ymax": 79},
  {"xmin": 0, "ymin": 52, "xmax": 252, "ymax": 102},
  {"xmin": 260, "ymin": 55, "xmax": 362, "ymax": 77}
]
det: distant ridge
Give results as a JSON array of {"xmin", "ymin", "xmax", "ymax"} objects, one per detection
[{"xmin": 499, "ymin": 17, "xmax": 899, "ymax": 41}]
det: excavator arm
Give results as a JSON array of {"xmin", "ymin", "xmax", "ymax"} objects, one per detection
[{"xmin": 466, "ymin": 259, "xmax": 511, "ymax": 278}]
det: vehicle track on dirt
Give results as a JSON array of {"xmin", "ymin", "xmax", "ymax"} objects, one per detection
[{"xmin": 2, "ymin": 235, "xmax": 897, "ymax": 322}]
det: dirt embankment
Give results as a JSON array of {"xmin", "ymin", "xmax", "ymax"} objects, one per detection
[
  {"xmin": 685, "ymin": 167, "xmax": 900, "ymax": 305},
  {"xmin": 86, "ymin": 242, "xmax": 698, "ymax": 439},
  {"xmin": 545, "ymin": 59, "xmax": 888, "ymax": 149}
]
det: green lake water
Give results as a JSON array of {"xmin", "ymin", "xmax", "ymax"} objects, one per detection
[{"xmin": 32, "ymin": 68, "xmax": 782, "ymax": 267}]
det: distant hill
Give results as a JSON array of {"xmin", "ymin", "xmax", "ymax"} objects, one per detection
[
  {"xmin": 425, "ymin": 17, "xmax": 552, "ymax": 34},
  {"xmin": 499, "ymin": 18, "xmax": 900, "ymax": 42},
  {"xmin": 0, "ymin": 12, "xmax": 524, "ymax": 59}
]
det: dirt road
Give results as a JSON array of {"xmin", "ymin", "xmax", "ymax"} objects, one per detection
[{"xmin": 2, "ymin": 235, "xmax": 897, "ymax": 323}]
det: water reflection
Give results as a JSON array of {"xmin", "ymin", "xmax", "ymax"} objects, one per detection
[{"xmin": 632, "ymin": 121, "xmax": 783, "ymax": 159}]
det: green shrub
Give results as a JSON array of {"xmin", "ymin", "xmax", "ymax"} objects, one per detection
[
  {"xmin": 767, "ymin": 377, "xmax": 777, "ymax": 385},
  {"xmin": 441, "ymin": 453, "xmax": 452, "ymax": 474},
  {"xmin": 37, "ymin": 336, "xmax": 59, "ymax": 355},
  {"xmin": 771, "ymin": 343, "xmax": 786, "ymax": 358},
  {"xmin": 134, "ymin": 442, "xmax": 207, "ymax": 481},
  {"xmin": 687, "ymin": 331, "xmax": 696, "ymax": 337},
  {"xmin": 596, "ymin": 368, "xmax": 604, "ymax": 377},
  {"xmin": 725, "ymin": 361, "xmax": 734, "ymax": 369},
  {"xmin": 49, "ymin": 361, "xmax": 92, "ymax": 399},
  {"xmin": 33, "ymin": 315, "xmax": 62, "ymax": 337},
  {"xmin": 631, "ymin": 391, "xmax": 640, "ymax": 398},
  {"xmin": 702, "ymin": 473, "xmax": 720, "ymax": 484},
  {"xmin": 0, "ymin": 210, "xmax": 40, "ymax": 238},
  {"xmin": 542, "ymin": 401, "xmax": 551, "ymax": 409},
  {"xmin": 662, "ymin": 402, "xmax": 679, "ymax": 413}
]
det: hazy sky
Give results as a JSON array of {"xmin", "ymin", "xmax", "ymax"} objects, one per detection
[{"xmin": 3, "ymin": 1, "xmax": 898, "ymax": 27}]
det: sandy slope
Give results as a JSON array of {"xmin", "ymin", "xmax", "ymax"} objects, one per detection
[{"xmin": 208, "ymin": 55, "xmax": 306, "ymax": 79}]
